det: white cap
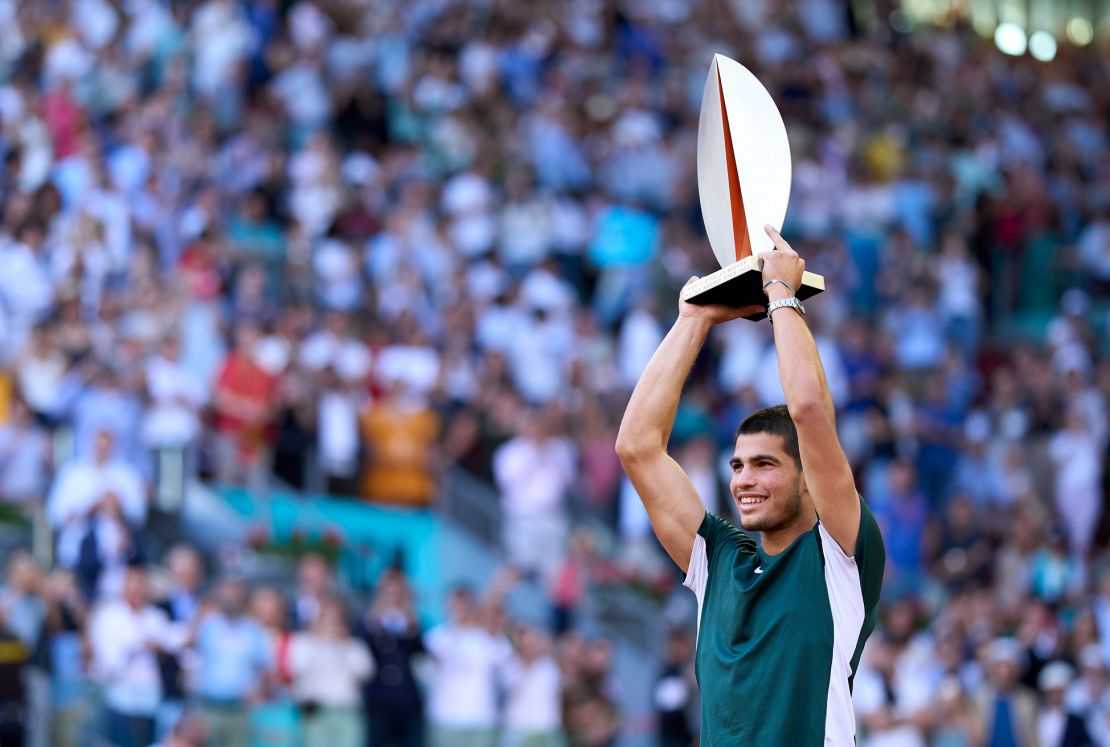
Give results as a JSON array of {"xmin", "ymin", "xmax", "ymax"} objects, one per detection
[
  {"xmin": 987, "ymin": 637, "xmax": 1024, "ymax": 666},
  {"xmin": 1038, "ymin": 661, "xmax": 1074, "ymax": 691}
]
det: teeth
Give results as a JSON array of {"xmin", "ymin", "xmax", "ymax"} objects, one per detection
[{"xmin": 740, "ymin": 498, "xmax": 764, "ymax": 505}]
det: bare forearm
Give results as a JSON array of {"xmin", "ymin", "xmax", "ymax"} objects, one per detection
[
  {"xmin": 768, "ymin": 293, "xmax": 832, "ymax": 419},
  {"xmin": 617, "ymin": 316, "xmax": 710, "ymax": 456}
]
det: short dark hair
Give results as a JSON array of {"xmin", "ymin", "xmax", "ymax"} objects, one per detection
[{"xmin": 735, "ymin": 405, "xmax": 801, "ymax": 468}]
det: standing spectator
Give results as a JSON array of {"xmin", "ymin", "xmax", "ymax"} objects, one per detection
[
  {"xmin": 87, "ymin": 566, "xmax": 174, "ymax": 747},
  {"xmin": 360, "ymin": 569, "xmax": 425, "ymax": 747},
  {"xmin": 291, "ymin": 554, "xmax": 334, "ymax": 631},
  {"xmin": 41, "ymin": 568, "xmax": 88, "ymax": 747},
  {"xmin": 142, "ymin": 334, "xmax": 208, "ymax": 463},
  {"xmin": 492, "ymin": 408, "xmax": 576, "ymax": 582},
  {"xmin": 503, "ymin": 624, "xmax": 563, "ymax": 747},
  {"xmin": 1048, "ymin": 408, "xmax": 1103, "ymax": 559},
  {"xmin": 12, "ymin": 325, "xmax": 67, "ymax": 422},
  {"xmin": 249, "ymin": 585, "xmax": 294, "ymax": 694},
  {"xmin": 974, "ymin": 638, "xmax": 1039, "ymax": 747},
  {"xmin": 929, "ymin": 677, "xmax": 984, "ymax": 747},
  {"xmin": 653, "ymin": 627, "xmax": 696, "ymax": 747},
  {"xmin": 155, "ymin": 544, "xmax": 206, "ymax": 737},
  {"xmin": 358, "ymin": 378, "xmax": 439, "ymax": 506},
  {"xmin": 1036, "ymin": 662, "xmax": 1092, "ymax": 747},
  {"xmin": 288, "ymin": 595, "xmax": 374, "ymax": 747},
  {"xmin": 315, "ymin": 366, "xmax": 363, "ymax": 496},
  {"xmin": 0, "ymin": 396, "xmax": 51, "ymax": 505},
  {"xmin": 212, "ymin": 320, "xmax": 279, "ymax": 489},
  {"xmin": 0, "ymin": 550, "xmax": 47, "ymax": 747},
  {"xmin": 46, "ymin": 427, "xmax": 147, "ymax": 599},
  {"xmin": 193, "ymin": 578, "xmax": 272, "ymax": 747},
  {"xmin": 424, "ymin": 586, "xmax": 511, "ymax": 747}
]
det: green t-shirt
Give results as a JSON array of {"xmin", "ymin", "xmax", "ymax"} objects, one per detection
[{"xmin": 683, "ymin": 496, "xmax": 885, "ymax": 746}]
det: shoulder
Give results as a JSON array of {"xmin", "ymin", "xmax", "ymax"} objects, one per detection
[{"xmin": 697, "ymin": 513, "xmax": 757, "ymax": 554}]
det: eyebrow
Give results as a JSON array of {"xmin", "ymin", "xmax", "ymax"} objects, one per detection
[{"xmin": 729, "ymin": 453, "xmax": 782, "ymax": 469}]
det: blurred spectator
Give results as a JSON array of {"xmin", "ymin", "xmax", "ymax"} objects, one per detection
[
  {"xmin": 1036, "ymin": 661, "xmax": 1093, "ymax": 747},
  {"xmin": 41, "ymin": 568, "xmax": 88, "ymax": 747},
  {"xmin": 87, "ymin": 566, "xmax": 175, "ymax": 747},
  {"xmin": 359, "ymin": 568, "xmax": 424, "ymax": 747},
  {"xmin": 424, "ymin": 585, "xmax": 511, "ymax": 747},
  {"xmin": 141, "ymin": 334, "xmax": 207, "ymax": 456},
  {"xmin": 1048, "ymin": 408, "xmax": 1103, "ymax": 559},
  {"xmin": 155, "ymin": 544, "xmax": 206, "ymax": 736},
  {"xmin": 288, "ymin": 595, "xmax": 374, "ymax": 747},
  {"xmin": 493, "ymin": 407, "xmax": 576, "ymax": 582},
  {"xmin": 292, "ymin": 553, "xmax": 333, "ymax": 631},
  {"xmin": 359, "ymin": 378, "xmax": 439, "ymax": 505},
  {"xmin": 0, "ymin": 397, "xmax": 51, "ymax": 505},
  {"xmin": 212, "ymin": 320, "xmax": 278, "ymax": 490},
  {"xmin": 930, "ymin": 677, "xmax": 984, "ymax": 747},
  {"xmin": 192, "ymin": 578, "xmax": 271, "ymax": 747},
  {"xmin": 46, "ymin": 427, "xmax": 147, "ymax": 599},
  {"xmin": 975, "ymin": 638, "xmax": 1039, "ymax": 747},
  {"xmin": 503, "ymin": 624, "xmax": 562, "ymax": 747},
  {"xmin": 654, "ymin": 627, "xmax": 696, "ymax": 747},
  {"xmin": 249, "ymin": 585, "xmax": 293, "ymax": 694}
]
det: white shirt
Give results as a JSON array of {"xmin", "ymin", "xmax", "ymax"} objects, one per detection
[
  {"xmin": 288, "ymin": 634, "xmax": 374, "ymax": 707},
  {"xmin": 425, "ymin": 624, "xmax": 511, "ymax": 728},
  {"xmin": 299, "ymin": 331, "xmax": 372, "ymax": 380},
  {"xmin": 493, "ymin": 436, "xmax": 576, "ymax": 517},
  {"xmin": 1037, "ymin": 706, "xmax": 1066, "ymax": 747},
  {"xmin": 617, "ymin": 308, "xmax": 663, "ymax": 389},
  {"xmin": 47, "ymin": 458, "xmax": 147, "ymax": 571},
  {"xmin": 504, "ymin": 656, "xmax": 562, "ymax": 732},
  {"xmin": 318, "ymin": 390, "xmax": 360, "ymax": 477},
  {"xmin": 143, "ymin": 354, "xmax": 207, "ymax": 447},
  {"xmin": 89, "ymin": 600, "xmax": 173, "ymax": 715}
]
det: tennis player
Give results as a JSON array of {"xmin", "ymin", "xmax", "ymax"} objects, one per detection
[{"xmin": 616, "ymin": 225, "xmax": 885, "ymax": 746}]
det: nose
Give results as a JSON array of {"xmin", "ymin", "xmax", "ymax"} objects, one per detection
[{"xmin": 733, "ymin": 464, "xmax": 757, "ymax": 489}]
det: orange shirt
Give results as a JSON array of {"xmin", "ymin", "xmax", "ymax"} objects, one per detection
[{"xmin": 359, "ymin": 402, "xmax": 438, "ymax": 506}]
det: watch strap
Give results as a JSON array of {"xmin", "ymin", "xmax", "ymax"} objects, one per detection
[{"xmin": 767, "ymin": 296, "xmax": 806, "ymax": 322}]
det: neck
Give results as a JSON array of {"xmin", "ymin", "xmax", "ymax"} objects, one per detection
[{"xmin": 759, "ymin": 503, "xmax": 818, "ymax": 556}]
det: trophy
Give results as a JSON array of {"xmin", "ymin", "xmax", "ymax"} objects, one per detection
[{"xmin": 681, "ymin": 53, "xmax": 824, "ymax": 320}]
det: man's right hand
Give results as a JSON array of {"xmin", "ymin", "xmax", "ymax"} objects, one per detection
[{"xmin": 678, "ymin": 277, "xmax": 766, "ymax": 324}]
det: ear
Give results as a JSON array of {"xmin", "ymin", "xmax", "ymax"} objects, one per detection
[{"xmin": 798, "ymin": 470, "xmax": 808, "ymax": 496}]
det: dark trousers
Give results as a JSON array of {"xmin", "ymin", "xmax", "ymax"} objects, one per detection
[
  {"xmin": 106, "ymin": 709, "xmax": 154, "ymax": 747},
  {"xmin": 366, "ymin": 705, "xmax": 423, "ymax": 747}
]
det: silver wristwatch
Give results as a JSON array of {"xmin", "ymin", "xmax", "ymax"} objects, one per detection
[{"xmin": 766, "ymin": 296, "xmax": 806, "ymax": 322}]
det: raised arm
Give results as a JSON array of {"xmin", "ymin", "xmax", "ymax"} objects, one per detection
[
  {"xmin": 615, "ymin": 285, "xmax": 764, "ymax": 572},
  {"xmin": 761, "ymin": 226, "xmax": 860, "ymax": 554}
]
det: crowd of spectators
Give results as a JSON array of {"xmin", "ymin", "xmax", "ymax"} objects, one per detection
[{"xmin": 0, "ymin": 0, "xmax": 1108, "ymax": 745}]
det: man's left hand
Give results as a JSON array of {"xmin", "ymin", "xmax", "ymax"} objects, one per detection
[{"xmin": 761, "ymin": 225, "xmax": 806, "ymax": 299}]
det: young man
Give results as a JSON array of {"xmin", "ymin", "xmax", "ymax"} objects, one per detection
[{"xmin": 616, "ymin": 226, "xmax": 885, "ymax": 746}]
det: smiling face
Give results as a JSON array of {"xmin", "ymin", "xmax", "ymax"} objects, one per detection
[{"xmin": 729, "ymin": 432, "xmax": 807, "ymax": 534}]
